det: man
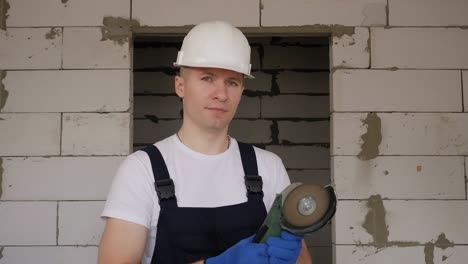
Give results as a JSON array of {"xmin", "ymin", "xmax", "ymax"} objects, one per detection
[{"xmin": 98, "ymin": 21, "xmax": 312, "ymax": 264}]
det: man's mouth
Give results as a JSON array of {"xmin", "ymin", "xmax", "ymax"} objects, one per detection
[{"xmin": 206, "ymin": 107, "xmax": 228, "ymax": 112}]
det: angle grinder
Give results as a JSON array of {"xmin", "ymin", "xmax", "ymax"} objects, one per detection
[{"xmin": 253, "ymin": 183, "xmax": 337, "ymax": 243}]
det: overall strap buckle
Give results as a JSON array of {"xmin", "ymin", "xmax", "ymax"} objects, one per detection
[
  {"xmin": 155, "ymin": 179, "xmax": 176, "ymax": 201},
  {"xmin": 245, "ymin": 175, "xmax": 263, "ymax": 195}
]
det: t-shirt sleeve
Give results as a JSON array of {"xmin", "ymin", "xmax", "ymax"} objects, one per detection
[
  {"xmin": 101, "ymin": 153, "xmax": 156, "ymax": 229},
  {"xmin": 263, "ymin": 153, "xmax": 291, "ymax": 212}
]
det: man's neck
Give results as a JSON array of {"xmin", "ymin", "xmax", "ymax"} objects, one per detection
[{"xmin": 177, "ymin": 125, "xmax": 230, "ymax": 155}]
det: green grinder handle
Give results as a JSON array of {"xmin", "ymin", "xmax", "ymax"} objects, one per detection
[{"xmin": 252, "ymin": 194, "xmax": 283, "ymax": 243}]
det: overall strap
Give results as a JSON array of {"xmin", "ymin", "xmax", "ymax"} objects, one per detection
[
  {"xmin": 237, "ymin": 142, "xmax": 264, "ymax": 198},
  {"xmin": 140, "ymin": 145, "xmax": 177, "ymax": 207}
]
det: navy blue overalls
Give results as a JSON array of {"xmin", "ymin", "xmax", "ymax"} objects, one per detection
[{"xmin": 141, "ymin": 141, "xmax": 267, "ymax": 264}]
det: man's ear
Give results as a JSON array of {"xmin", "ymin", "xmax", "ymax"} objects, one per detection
[{"xmin": 175, "ymin": 75, "xmax": 185, "ymax": 98}]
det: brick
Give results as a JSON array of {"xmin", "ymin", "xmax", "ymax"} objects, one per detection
[
  {"xmin": 262, "ymin": 95, "xmax": 329, "ymax": 118},
  {"xmin": 134, "ymin": 119, "xmax": 181, "ymax": 144},
  {"xmin": 134, "ymin": 96, "xmax": 182, "ymax": 119},
  {"xmin": 1, "ymin": 157, "xmax": 124, "ymax": 200},
  {"xmin": 133, "ymin": 47, "xmax": 179, "ymax": 69},
  {"xmin": 333, "ymin": 156, "xmax": 465, "ymax": 199},
  {"xmin": 464, "ymin": 71, "xmax": 467, "ymax": 112},
  {"xmin": 63, "ymin": 27, "xmax": 130, "ymax": 69},
  {"xmin": 335, "ymin": 245, "xmax": 468, "ymax": 264},
  {"xmin": 266, "ymin": 145, "xmax": 330, "ymax": 169},
  {"xmin": 251, "ymin": 46, "xmax": 261, "ymax": 70},
  {"xmin": 235, "ymin": 96, "xmax": 261, "ymax": 118},
  {"xmin": 134, "ymin": 72, "xmax": 175, "ymax": 94},
  {"xmin": 262, "ymin": 0, "xmax": 387, "ymax": 26},
  {"xmin": 389, "ymin": 0, "xmax": 468, "ymax": 26},
  {"xmin": 309, "ymin": 246, "xmax": 332, "ymax": 264},
  {"xmin": 1, "ymin": 70, "xmax": 130, "ymax": 112},
  {"xmin": 0, "ymin": 202, "xmax": 56, "ymax": 245},
  {"xmin": 132, "ymin": 0, "xmax": 259, "ymax": 27},
  {"xmin": 278, "ymin": 121, "xmax": 330, "ymax": 143},
  {"xmin": 7, "ymin": 0, "xmax": 130, "ymax": 27},
  {"xmin": 263, "ymin": 46, "xmax": 329, "ymax": 70},
  {"xmin": 331, "ymin": 27, "xmax": 370, "ymax": 68},
  {"xmin": 332, "ymin": 70, "xmax": 462, "ymax": 112},
  {"xmin": 277, "ymin": 71, "xmax": 329, "ymax": 94},
  {"xmin": 244, "ymin": 71, "xmax": 272, "ymax": 93},
  {"xmin": 62, "ymin": 113, "xmax": 130, "ymax": 155},
  {"xmin": 371, "ymin": 28, "xmax": 468, "ymax": 69},
  {"xmin": 0, "ymin": 113, "xmax": 60, "ymax": 156},
  {"xmin": 229, "ymin": 120, "xmax": 272, "ymax": 144},
  {"xmin": 287, "ymin": 169, "xmax": 330, "ymax": 186},
  {"xmin": 0, "ymin": 28, "xmax": 61, "ymax": 69},
  {"xmin": 335, "ymin": 200, "xmax": 468, "ymax": 244},
  {"xmin": 58, "ymin": 202, "xmax": 105, "ymax": 245},
  {"xmin": 332, "ymin": 113, "xmax": 468, "ymax": 155},
  {"xmin": 0, "ymin": 246, "xmax": 98, "ymax": 264}
]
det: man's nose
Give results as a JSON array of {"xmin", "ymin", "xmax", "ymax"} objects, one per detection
[{"xmin": 213, "ymin": 81, "xmax": 228, "ymax": 101}]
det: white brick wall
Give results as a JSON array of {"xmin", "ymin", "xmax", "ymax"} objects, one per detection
[
  {"xmin": 132, "ymin": 0, "xmax": 259, "ymax": 27},
  {"xmin": 389, "ymin": 0, "xmax": 468, "ymax": 26},
  {"xmin": 371, "ymin": 28, "xmax": 468, "ymax": 69},
  {"xmin": 261, "ymin": 0, "xmax": 387, "ymax": 26},
  {"xmin": 331, "ymin": 27, "xmax": 370, "ymax": 69},
  {"xmin": 0, "ymin": 113, "xmax": 61, "ymax": 156},
  {"xmin": 0, "ymin": 246, "xmax": 98, "ymax": 264},
  {"xmin": 1, "ymin": 70, "xmax": 130, "ymax": 112},
  {"xmin": 7, "ymin": 0, "xmax": 130, "ymax": 27},
  {"xmin": 1, "ymin": 157, "xmax": 123, "ymax": 200},
  {"xmin": 332, "ymin": 70, "xmax": 462, "ymax": 112},
  {"xmin": 0, "ymin": 28, "xmax": 62, "ymax": 69}
]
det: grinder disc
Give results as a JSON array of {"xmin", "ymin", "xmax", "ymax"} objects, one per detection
[{"xmin": 282, "ymin": 184, "xmax": 330, "ymax": 227}]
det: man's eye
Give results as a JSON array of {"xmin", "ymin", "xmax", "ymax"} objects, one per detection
[
  {"xmin": 228, "ymin": 81, "xmax": 239, "ymax": 87},
  {"xmin": 201, "ymin": 76, "xmax": 212, "ymax": 82}
]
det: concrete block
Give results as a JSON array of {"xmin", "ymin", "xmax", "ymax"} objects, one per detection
[
  {"xmin": 1, "ymin": 70, "xmax": 130, "ymax": 112},
  {"xmin": 62, "ymin": 113, "xmax": 130, "ymax": 155},
  {"xmin": 244, "ymin": 71, "xmax": 272, "ymax": 93},
  {"xmin": 371, "ymin": 27, "xmax": 468, "ymax": 69},
  {"xmin": 58, "ymin": 202, "xmax": 105, "ymax": 245},
  {"xmin": 464, "ymin": 71, "xmax": 467, "ymax": 112},
  {"xmin": 335, "ymin": 245, "xmax": 468, "ymax": 264},
  {"xmin": 278, "ymin": 120, "xmax": 330, "ymax": 143},
  {"xmin": 309, "ymin": 246, "xmax": 332, "ymax": 264},
  {"xmin": 134, "ymin": 71, "xmax": 175, "ymax": 94},
  {"xmin": 0, "ymin": 246, "xmax": 98, "ymax": 264},
  {"xmin": 332, "ymin": 113, "xmax": 468, "ymax": 155},
  {"xmin": 7, "ymin": 0, "xmax": 130, "ymax": 27},
  {"xmin": 0, "ymin": 113, "xmax": 60, "ymax": 156},
  {"xmin": 287, "ymin": 169, "xmax": 330, "ymax": 186},
  {"xmin": 235, "ymin": 96, "xmax": 261, "ymax": 118},
  {"xmin": 1, "ymin": 157, "xmax": 124, "ymax": 200},
  {"xmin": 266, "ymin": 145, "xmax": 330, "ymax": 169},
  {"xmin": 134, "ymin": 119, "xmax": 181, "ymax": 144},
  {"xmin": 335, "ymin": 200, "xmax": 468, "ymax": 245},
  {"xmin": 0, "ymin": 28, "xmax": 61, "ymax": 69},
  {"xmin": 132, "ymin": 0, "xmax": 259, "ymax": 27},
  {"xmin": 0, "ymin": 202, "xmax": 56, "ymax": 245},
  {"xmin": 262, "ymin": 95, "xmax": 329, "ymax": 118},
  {"xmin": 133, "ymin": 47, "xmax": 179, "ymax": 69},
  {"xmin": 333, "ymin": 156, "xmax": 465, "ymax": 199},
  {"xmin": 262, "ymin": 0, "xmax": 387, "ymax": 26},
  {"xmin": 133, "ymin": 96, "xmax": 182, "ymax": 119},
  {"xmin": 332, "ymin": 70, "xmax": 462, "ymax": 112},
  {"xmin": 229, "ymin": 120, "xmax": 272, "ymax": 144},
  {"xmin": 263, "ymin": 46, "xmax": 329, "ymax": 70},
  {"xmin": 389, "ymin": 0, "xmax": 468, "ymax": 26},
  {"xmin": 63, "ymin": 27, "xmax": 130, "ymax": 69},
  {"xmin": 276, "ymin": 71, "xmax": 329, "ymax": 94},
  {"xmin": 331, "ymin": 27, "xmax": 370, "ymax": 68}
]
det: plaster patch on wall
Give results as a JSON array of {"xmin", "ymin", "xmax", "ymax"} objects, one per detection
[
  {"xmin": 0, "ymin": 0, "xmax": 9, "ymax": 30},
  {"xmin": 0, "ymin": 71, "xmax": 8, "ymax": 111},
  {"xmin": 45, "ymin": 27, "xmax": 61, "ymax": 40},
  {"xmin": 358, "ymin": 113, "xmax": 382, "ymax": 160},
  {"xmin": 330, "ymin": 26, "xmax": 355, "ymax": 38},
  {"xmin": 61, "ymin": 0, "xmax": 68, "ymax": 4},
  {"xmin": 362, "ymin": 194, "xmax": 388, "ymax": 248},
  {"xmin": 424, "ymin": 233, "xmax": 455, "ymax": 264},
  {"xmin": 101, "ymin": 16, "xmax": 140, "ymax": 46}
]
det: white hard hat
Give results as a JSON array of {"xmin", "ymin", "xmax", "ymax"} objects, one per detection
[{"xmin": 174, "ymin": 21, "xmax": 254, "ymax": 79}]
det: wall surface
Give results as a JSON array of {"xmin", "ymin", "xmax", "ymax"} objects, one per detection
[{"xmin": 0, "ymin": 0, "xmax": 467, "ymax": 263}]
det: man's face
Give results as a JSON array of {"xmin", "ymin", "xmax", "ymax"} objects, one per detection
[{"xmin": 175, "ymin": 67, "xmax": 244, "ymax": 132}]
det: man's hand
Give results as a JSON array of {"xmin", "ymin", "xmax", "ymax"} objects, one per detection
[{"xmin": 98, "ymin": 218, "xmax": 148, "ymax": 264}]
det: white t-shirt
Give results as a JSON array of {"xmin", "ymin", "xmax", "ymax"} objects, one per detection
[{"xmin": 101, "ymin": 135, "xmax": 290, "ymax": 264}]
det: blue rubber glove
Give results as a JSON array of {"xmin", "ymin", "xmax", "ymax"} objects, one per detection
[
  {"xmin": 206, "ymin": 235, "xmax": 269, "ymax": 264},
  {"xmin": 266, "ymin": 231, "xmax": 303, "ymax": 264}
]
